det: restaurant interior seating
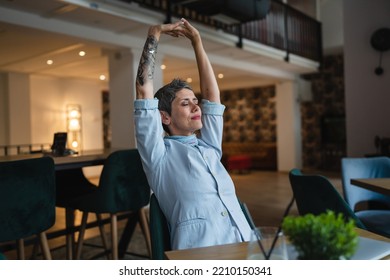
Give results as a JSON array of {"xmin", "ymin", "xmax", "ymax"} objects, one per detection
[
  {"xmin": 149, "ymin": 193, "xmax": 255, "ymax": 260},
  {"xmin": 67, "ymin": 149, "xmax": 151, "ymax": 259},
  {"xmin": 222, "ymin": 142, "xmax": 277, "ymax": 170},
  {"xmin": 288, "ymin": 168, "xmax": 366, "ymax": 229},
  {"xmin": 341, "ymin": 157, "xmax": 390, "ymax": 238},
  {"xmin": 0, "ymin": 157, "xmax": 56, "ymax": 260},
  {"xmin": 55, "ymin": 168, "xmax": 100, "ymax": 259},
  {"xmin": 149, "ymin": 193, "xmax": 171, "ymax": 260}
]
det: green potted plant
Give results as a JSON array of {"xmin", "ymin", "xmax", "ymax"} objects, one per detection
[{"xmin": 282, "ymin": 211, "xmax": 358, "ymax": 260}]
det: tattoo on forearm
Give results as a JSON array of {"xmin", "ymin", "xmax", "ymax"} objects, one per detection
[{"xmin": 137, "ymin": 35, "xmax": 158, "ymax": 86}]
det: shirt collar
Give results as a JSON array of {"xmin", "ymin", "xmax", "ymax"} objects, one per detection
[{"xmin": 166, "ymin": 134, "xmax": 198, "ymax": 146}]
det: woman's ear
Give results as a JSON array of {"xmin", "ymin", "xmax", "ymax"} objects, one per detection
[{"xmin": 160, "ymin": 111, "xmax": 171, "ymax": 125}]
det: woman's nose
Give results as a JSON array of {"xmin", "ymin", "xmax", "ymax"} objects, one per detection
[{"xmin": 192, "ymin": 104, "xmax": 199, "ymax": 112}]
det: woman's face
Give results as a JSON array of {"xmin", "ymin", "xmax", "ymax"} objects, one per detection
[{"xmin": 161, "ymin": 88, "xmax": 202, "ymax": 136}]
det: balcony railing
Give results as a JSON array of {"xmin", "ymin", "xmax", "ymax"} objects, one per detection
[
  {"xmin": 123, "ymin": 0, "xmax": 322, "ymax": 64},
  {"xmin": 0, "ymin": 144, "xmax": 51, "ymax": 156}
]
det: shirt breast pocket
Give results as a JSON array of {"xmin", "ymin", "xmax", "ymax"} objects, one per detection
[{"xmin": 174, "ymin": 217, "xmax": 208, "ymax": 249}]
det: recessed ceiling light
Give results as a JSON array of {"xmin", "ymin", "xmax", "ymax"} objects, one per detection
[
  {"xmin": 218, "ymin": 73, "xmax": 224, "ymax": 79},
  {"xmin": 186, "ymin": 77, "xmax": 192, "ymax": 83},
  {"xmin": 46, "ymin": 59, "xmax": 53, "ymax": 65},
  {"xmin": 79, "ymin": 51, "xmax": 86, "ymax": 57},
  {"xmin": 160, "ymin": 64, "xmax": 166, "ymax": 70},
  {"xmin": 99, "ymin": 74, "xmax": 106, "ymax": 81}
]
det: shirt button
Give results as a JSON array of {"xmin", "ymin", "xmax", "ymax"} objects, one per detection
[{"xmin": 221, "ymin": 210, "xmax": 228, "ymax": 217}]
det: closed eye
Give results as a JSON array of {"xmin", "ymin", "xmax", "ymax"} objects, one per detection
[{"xmin": 180, "ymin": 98, "xmax": 198, "ymax": 106}]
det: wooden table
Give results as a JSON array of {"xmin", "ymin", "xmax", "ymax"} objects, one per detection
[
  {"xmin": 350, "ymin": 178, "xmax": 390, "ymax": 196},
  {"xmin": 165, "ymin": 228, "xmax": 390, "ymax": 260}
]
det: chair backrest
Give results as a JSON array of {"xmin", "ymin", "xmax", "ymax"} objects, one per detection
[
  {"xmin": 341, "ymin": 157, "xmax": 390, "ymax": 211},
  {"xmin": 289, "ymin": 168, "xmax": 366, "ymax": 229},
  {"xmin": 73, "ymin": 149, "xmax": 150, "ymax": 213},
  {"xmin": 0, "ymin": 157, "xmax": 56, "ymax": 242},
  {"xmin": 149, "ymin": 193, "xmax": 256, "ymax": 260},
  {"xmin": 149, "ymin": 193, "xmax": 171, "ymax": 260}
]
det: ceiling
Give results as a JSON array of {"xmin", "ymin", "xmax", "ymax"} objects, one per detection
[{"xmin": 0, "ymin": 0, "xmax": 319, "ymax": 91}]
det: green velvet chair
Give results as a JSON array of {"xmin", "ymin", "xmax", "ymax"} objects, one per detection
[
  {"xmin": 149, "ymin": 193, "xmax": 255, "ymax": 260},
  {"xmin": 341, "ymin": 157, "xmax": 390, "ymax": 238},
  {"xmin": 149, "ymin": 193, "xmax": 171, "ymax": 260},
  {"xmin": 67, "ymin": 149, "xmax": 151, "ymax": 259},
  {"xmin": 55, "ymin": 168, "xmax": 98, "ymax": 259},
  {"xmin": 289, "ymin": 168, "xmax": 366, "ymax": 229},
  {"xmin": 0, "ymin": 157, "xmax": 56, "ymax": 259}
]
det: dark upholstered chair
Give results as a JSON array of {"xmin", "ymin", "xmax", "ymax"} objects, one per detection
[
  {"xmin": 149, "ymin": 193, "xmax": 171, "ymax": 260},
  {"xmin": 55, "ymin": 168, "xmax": 98, "ymax": 259},
  {"xmin": 149, "ymin": 193, "xmax": 255, "ymax": 260},
  {"xmin": 341, "ymin": 157, "xmax": 390, "ymax": 238},
  {"xmin": 0, "ymin": 157, "xmax": 56, "ymax": 259},
  {"xmin": 67, "ymin": 149, "xmax": 151, "ymax": 259},
  {"xmin": 289, "ymin": 168, "xmax": 366, "ymax": 229}
]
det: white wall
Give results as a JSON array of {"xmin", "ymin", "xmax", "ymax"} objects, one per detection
[
  {"xmin": 30, "ymin": 75, "xmax": 104, "ymax": 151},
  {"xmin": 343, "ymin": 0, "xmax": 390, "ymax": 156},
  {"xmin": 8, "ymin": 72, "xmax": 31, "ymax": 145},
  {"xmin": 61, "ymin": 78, "xmax": 104, "ymax": 151},
  {"xmin": 30, "ymin": 75, "xmax": 66, "ymax": 145}
]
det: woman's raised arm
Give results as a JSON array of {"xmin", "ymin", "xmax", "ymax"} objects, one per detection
[
  {"xmin": 135, "ymin": 21, "xmax": 183, "ymax": 100},
  {"xmin": 179, "ymin": 18, "xmax": 220, "ymax": 103}
]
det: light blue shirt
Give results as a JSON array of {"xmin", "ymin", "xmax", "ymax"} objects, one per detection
[{"xmin": 134, "ymin": 98, "xmax": 252, "ymax": 250}]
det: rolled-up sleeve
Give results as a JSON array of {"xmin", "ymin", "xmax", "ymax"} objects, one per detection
[
  {"xmin": 200, "ymin": 100, "xmax": 225, "ymax": 158},
  {"xmin": 134, "ymin": 98, "xmax": 166, "ymax": 177}
]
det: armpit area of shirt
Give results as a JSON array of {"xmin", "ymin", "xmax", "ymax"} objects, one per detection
[
  {"xmin": 201, "ymin": 99, "xmax": 225, "ymax": 115},
  {"xmin": 134, "ymin": 98, "xmax": 158, "ymax": 109}
]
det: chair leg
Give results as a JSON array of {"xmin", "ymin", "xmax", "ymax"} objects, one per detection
[
  {"xmin": 75, "ymin": 212, "xmax": 89, "ymax": 259},
  {"xmin": 29, "ymin": 240, "xmax": 40, "ymax": 259},
  {"xmin": 96, "ymin": 214, "xmax": 110, "ymax": 259},
  {"xmin": 118, "ymin": 212, "xmax": 138, "ymax": 258},
  {"xmin": 139, "ymin": 207, "xmax": 152, "ymax": 257},
  {"xmin": 110, "ymin": 214, "xmax": 118, "ymax": 260},
  {"xmin": 17, "ymin": 239, "xmax": 25, "ymax": 260},
  {"xmin": 65, "ymin": 208, "xmax": 76, "ymax": 260},
  {"xmin": 38, "ymin": 232, "xmax": 52, "ymax": 260}
]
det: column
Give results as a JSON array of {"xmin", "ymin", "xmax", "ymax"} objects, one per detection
[
  {"xmin": 276, "ymin": 80, "xmax": 302, "ymax": 171},
  {"xmin": 107, "ymin": 48, "xmax": 164, "ymax": 149},
  {"xmin": 107, "ymin": 49, "xmax": 136, "ymax": 149}
]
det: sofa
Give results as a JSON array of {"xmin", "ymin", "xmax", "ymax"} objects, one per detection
[{"xmin": 222, "ymin": 142, "xmax": 277, "ymax": 170}]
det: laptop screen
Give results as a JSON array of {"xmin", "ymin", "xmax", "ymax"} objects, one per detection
[{"xmin": 51, "ymin": 132, "xmax": 67, "ymax": 156}]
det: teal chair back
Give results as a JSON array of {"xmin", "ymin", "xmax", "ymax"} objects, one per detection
[
  {"xmin": 149, "ymin": 193, "xmax": 255, "ymax": 260},
  {"xmin": 149, "ymin": 193, "xmax": 171, "ymax": 260},
  {"xmin": 0, "ymin": 157, "xmax": 56, "ymax": 259},
  {"xmin": 341, "ymin": 157, "xmax": 390, "ymax": 211},
  {"xmin": 0, "ymin": 157, "xmax": 56, "ymax": 241},
  {"xmin": 289, "ymin": 169, "xmax": 366, "ymax": 229},
  {"xmin": 69, "ymin": 149, "xmax": 151, "ymax": 259},
  {"xmin": 70, "ymin": 149, "xmax": 150, "ymax": 213}
]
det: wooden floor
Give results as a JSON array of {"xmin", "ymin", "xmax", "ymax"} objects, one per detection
[
  {"xmin": 231, "ymin": 169, "xmax": 342, "ymax": 227},
  {"xmin": 2, "ymin": 169, "xmax": 343, "ymax": 259}
]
